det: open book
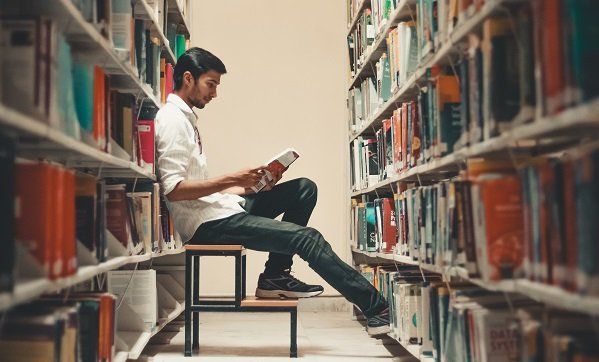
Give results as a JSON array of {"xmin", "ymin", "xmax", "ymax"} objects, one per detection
[{"xmin": 251, "ymin": 148, "xmax": 300, "ymax": 193}]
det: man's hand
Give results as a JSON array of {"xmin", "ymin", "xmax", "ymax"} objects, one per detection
[
  {"xmin": 261, "ymin": 166, "xmax": 286, "ymax": 192},
  {"xmin": 230, "ymin": 166, "xmax": 268, "ymax": 188}
]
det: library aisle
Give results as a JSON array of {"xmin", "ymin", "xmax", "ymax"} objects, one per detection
[{"xmin": 141, "ymin": 310, "xmax": 414, "ymax": 361}]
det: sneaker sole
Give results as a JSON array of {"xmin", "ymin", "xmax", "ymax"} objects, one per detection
[
  {"xmin": 255, "ymin": 288, "xmax": 324, "ymax": 299},
  {"xmin": 367, "ymin": 324, "xmax": 391, "ymax": 336}
]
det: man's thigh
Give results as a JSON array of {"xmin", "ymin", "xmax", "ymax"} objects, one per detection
[
  {"xmin": 242, "ymin": 178, "xmax": 313, "ymax": 218},
  {"xmin": 191, "ymin": 212, "xmax": 313, "ymax": 255}
]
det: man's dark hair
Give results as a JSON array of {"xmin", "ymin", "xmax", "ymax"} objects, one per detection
[{"xmin": 173, "ymin": 47, "xmax": 227, "ymax": 90}]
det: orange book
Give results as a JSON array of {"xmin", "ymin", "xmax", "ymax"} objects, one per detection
[
  {"xmin": 93, "ymin": 66, "xmax": 106, "ymax": 150},
  {"xmin": 160, "ymin": 58, "xmax": 166, "ymax": 104},
  {"xmin": 474, "ymin": 175, "xmax": 525, "ymax": 281},
  {"xmin": 63, "ymin": 170, "xmax": 77, "ymax": 276},
  {"xmin": 392, "ymin": 109, "xmax": 402, "ymax": 173},
  {"xmin": 98, "ymin": 293, "xmax": 116, "ymax": 361},
  {"xmin": 15, "ymin": 163, "xmax": 55, "ymax": 277},
  {"xmin": 401, "ymin": 104, "xmax": 408, "ymax": 170}
]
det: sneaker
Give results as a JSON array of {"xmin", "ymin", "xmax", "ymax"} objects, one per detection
[
  {"xmin": 255, "ymin": 270, "xmax": 324, "ymax": 299},
  {"xmin": 366, "ymin": 307, "xmax": 391, "ymax": 336}
]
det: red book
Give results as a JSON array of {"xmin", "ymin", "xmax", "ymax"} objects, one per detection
[
  {"xmin": 475, "ymin": 175, "xmax": 525, "ymax": 281},
  {"xmin": 401, "ymin": 104, "xmax": 408, "ymax": 170},
  {"xmin": 15, "ymin": 163, "xmax": 55, "ymax": 278},
  {"xmin": 63, "ymin": 170, "xmax": 77, "ymax": 277},
  {"xmin": 93, "ymin": 66, "xmax": 107, "ymax": 150},
  {"xmin": 137, "ymin": 119, "xmax": 155, "ymax": 174},
  {"xmin": 165, "ymin": 63, "xmax": 174, "ymax": 99},
  {"xmin": 51, "ymin": 166, "xmax": 64, "ymax": 280},
  {"xmin": 382, "ymin": 198, "xmax": 397, "ymax": 253}
]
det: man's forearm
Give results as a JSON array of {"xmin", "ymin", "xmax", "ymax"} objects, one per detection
[
  {"xmin": 223, "ymin": 186, "xmax": 253, "ymax": 196},
  {"xmin": 166, "ymin": 175, "xmax": 238, "ymax": 201}
]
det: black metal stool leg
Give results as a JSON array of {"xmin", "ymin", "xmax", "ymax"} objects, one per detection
[
  {"xmin": 235, "ymin": 253, "xmax": 242, "ymax": 307},
  {"xmin": 184, "ymin": 252, "xmax": 192, "ymax": 357},
  {"xmin": 241, "ymin": 254, "xmax": 247, "ymax": 299},
  {"xmin": 192, "ymin": 255, "xmax": 200, "ymax": 350},
  {"xmin": 290, "ymin": 308, "xmax": 298, "ymax": 358}
]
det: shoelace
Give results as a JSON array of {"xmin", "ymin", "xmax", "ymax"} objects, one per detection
[{"xmin": 282, "ymin": 269, "xmax": 307, "ymax": 286}]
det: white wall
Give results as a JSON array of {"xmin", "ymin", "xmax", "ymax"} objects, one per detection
[{"xmin": 190, "ymin": 0, "xmax": 349, "ymax": 296}]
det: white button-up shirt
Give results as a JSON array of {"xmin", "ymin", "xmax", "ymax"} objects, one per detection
[{"xmin": 155, "ymin": 94, "xmax": 245, "ymax": 242}]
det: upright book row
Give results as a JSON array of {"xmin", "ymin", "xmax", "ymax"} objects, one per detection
[
  {"xmin": 348, "ymin": 1, "xmax": 599, "ymax": 141},
  {"xmin": 351, "ymin": 150, "xmax": 599, "ymax": 295},
  {"xmin": 0, "ymin": 1, "xmax": 181, "ymax": 157},
  {"xmin": 360, "ymin": 266, "xmax": 599, "ymax": 362},
  {"xmin": 0, "ymin": 135, "xmax": 180, "ymax": 293}
]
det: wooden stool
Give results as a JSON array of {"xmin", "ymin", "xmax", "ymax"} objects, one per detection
[{"xmin": 184, "ymin": 245, "xmax": 298, "ymax": 358}]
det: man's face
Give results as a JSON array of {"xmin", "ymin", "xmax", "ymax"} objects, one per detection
[{"xmin": 186, "ymin": 70, "xmax": 221, "ymax": 109}]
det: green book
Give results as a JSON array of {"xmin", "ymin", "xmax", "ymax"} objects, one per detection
[
  {"xmin": 176, "ymin": 34, "xmax": 187, "ymax": 59},
  {"xmin": 366, "ymin": 202, "xmax": 377, "ymax": 252}
]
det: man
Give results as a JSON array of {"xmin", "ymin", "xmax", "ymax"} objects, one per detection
[{"xmin": 155, "ymin": 47, "xmax": 390, "ymax": 335}]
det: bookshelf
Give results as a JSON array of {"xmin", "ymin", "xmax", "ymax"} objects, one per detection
[
  {"xmin": 0, "ymin": 103, "xmax": 155, "ymax": 180},
  {"xmin": 346, "ymin": 0, "xmax": 599, "ymax": 360},
  {"xmin": 0, "ymin": 0, "xmax": 192, "ymax": 360}
]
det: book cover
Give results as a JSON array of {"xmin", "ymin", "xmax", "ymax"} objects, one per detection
[
  {"xmin": 482, "ymin": 17, "xmax": 520, "ymax": 139},
  {"xmin": 566, "ymin": 0, "xmax": 599, "ymax": 103},
  {"xmin": 92, "ymin": 66, "xmax": 106, "ymax": 150},
  {"xmin": 96, "ymin": 180, "xmax": 108, "ymax": 262},
  {"xmin": 0, "ymin": 136, "xmax": 15, "ymax": 292},
  {"xmin": 105, "ymin": 184, "xmax": 133, "ymax": 251},
  {"xmin": 15, "ymin": 163, "xmax": 56, "ymax": 278},
  {"xmin": 474, "ymin": 175, "xmax": 525, "ymax": 281},
  {"xmin": 75, "ymin": 174, "xmax": 98, "ymax": 257},
  {"xmin": 575, "ymin": 148, "xmax": 599, "ymax": 295},
  {"xmin": 366, "ymin": 202, "xmax": 377, "ymax": 252},
  {"xmin": 137, "ymin": 118, "xmax": 155, "ymax": 174},
  {"xmin": 435, "ymin": 75, "xmax": 461, "ymax": 156},
  {"xmin": 251, "ymin": 148, "xmax": 300, "ymax": 193}
]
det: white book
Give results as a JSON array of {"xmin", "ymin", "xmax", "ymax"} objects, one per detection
[
  {"xmin": 108, "ymin": 269, "xmax": 157, "ymax": 331},
  {"xmin": 251, "ymin": 148, "xmax": 300, "ymax": 193}
]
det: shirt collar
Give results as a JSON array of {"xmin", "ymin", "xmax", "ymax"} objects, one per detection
[{"xmin": 167, "ymin": 93, "xmax": 198, "ymax": 122}]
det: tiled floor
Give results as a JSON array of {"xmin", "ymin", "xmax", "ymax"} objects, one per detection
[{"xmin": 140, "ymin": 311, "xmax": 418, "ymax": 361}]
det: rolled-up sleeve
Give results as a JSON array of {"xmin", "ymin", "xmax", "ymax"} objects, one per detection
[{"xmin": 155, "ymin": 114, "xmax": 192, "ymax": 196}]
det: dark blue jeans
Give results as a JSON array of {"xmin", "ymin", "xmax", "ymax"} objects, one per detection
[{"xmin": 190, "ymin": 177, "xmax": 387, "ymax": 317}]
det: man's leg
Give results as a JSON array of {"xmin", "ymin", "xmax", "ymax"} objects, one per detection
[
  {"xmin": 191, "ymin": 212, "xmax": 387, "ymax": 318},
  {"xmin": 243, "ymin": 178, "xmax": 317, "ymax": 275}
]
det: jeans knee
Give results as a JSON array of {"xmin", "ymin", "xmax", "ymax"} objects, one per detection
[{"xmin": 297, "ymin": 177, "xmax": 317, "ymax": 204}]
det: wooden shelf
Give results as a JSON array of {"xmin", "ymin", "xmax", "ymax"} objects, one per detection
[
  {"xmin": 350, "ymin": 246, "xmax": 599, "ymax": 316},
  {"xmin": 350, "ymin": 99, "xmax": 599, "ymax": 197},
  {"xmin": 0, "ymin": 248, "xmax": 184, "ymax": 312},
  {"xmin": 0, "ymin": 103, "xmax": 156, "ymax": 180}
]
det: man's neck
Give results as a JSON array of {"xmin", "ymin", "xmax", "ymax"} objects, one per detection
[{"xmin": 174, "ymin": 91, "xmax": 195, "ymax": 110}]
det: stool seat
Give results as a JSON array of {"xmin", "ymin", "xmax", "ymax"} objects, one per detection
[
  {"xmin": 241, "ymin": 297, "xmax": 298, "ymax": 308},
  {"xmin": 185, "ymin": 244, "xmax": 244, "ymax": 251}
]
